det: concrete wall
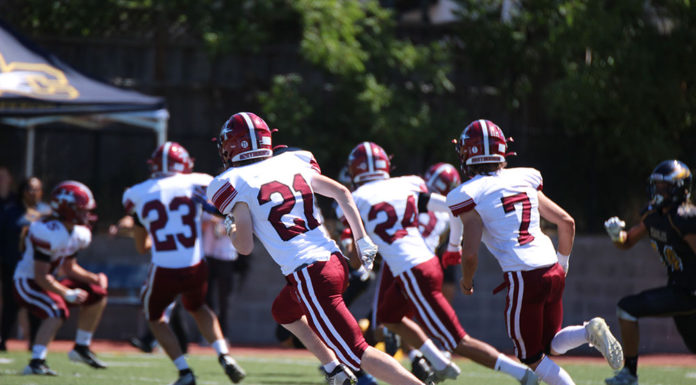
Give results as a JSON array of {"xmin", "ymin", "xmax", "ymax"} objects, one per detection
[{"xmin": 54, "ymin": 234, "xmax": 689, "ymax": 355}]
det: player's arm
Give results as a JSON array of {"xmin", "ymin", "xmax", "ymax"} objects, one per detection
[
  {"xmin": 230, "ymin": 202, "xmax": 254, "ymax": 255},
  {"xmin": 34, "ymin": 258, "xmax": 87, "ymax": 304},
  {"xmin": 537, "ymin": 191, "xmax": 575, "ymax": 256},
  {"xmin": 420, "ymin": 192, "xmax": 464, "ymax": 249},
  {"xmin": 311, "ymin": 174, "xmax": 377, "ymax": 270},
  {"xmin": 458, "ymin": 209, "xmax": 482, "ymax": 295},
  {"xmin": 62, "ymin": 256, "xmax": 108, "ymax": 289},
  {"xmin": 133, "ymin": 224, "xmax": 152, "ymax": 255},
  {"xmin": 604, "ymin": 216, "xmax": 646, "ymax": 249}
]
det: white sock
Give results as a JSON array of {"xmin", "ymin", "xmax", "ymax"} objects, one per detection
[
  {"xmin": 173, "ymin": 355, "xmax": 189, "ymax": 370},
  {"xmin": 534, "ymin": 356, "xmax": 575, "ymax": 385},
  {"xmin": 494, "ymin": 353, "xmax": 529, "ymax": 381},
  {"xmin": 323, "ymin": 360, "xmax": 339, "ymax": 373},
  {"xmin": 550, "ymin": 325, "xmax": 586, "ymax": 354},
  {"xmin": 419, "ymin": 339, "xmax": 449, "ymax": 371},
  {"xmin": 76, "ymin": 329, "xmax": 93, "ymax": 346},
  {"xmin": 32, "ymin": 344, "xmax": 47, "ymax": 360},
  {"xmin": 211, "ymin": 339, "xmax": 229, "ymax": 355},
  {"xmin": 408, "ymin": 349, "xmax": 423, "ymax": 361}
]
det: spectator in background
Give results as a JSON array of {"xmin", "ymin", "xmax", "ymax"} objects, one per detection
[
  {"xmin": 0, "ymin": 176, "xmax": 52, "ymax": 351},
  {"xmin": 202, "ymin": 212, "xmax": 237, "ymax": 339}
]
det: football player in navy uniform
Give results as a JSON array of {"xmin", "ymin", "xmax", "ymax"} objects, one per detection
[{"xmin": 604, "ymin": 159, "xmax": 696, "ymax": 385}]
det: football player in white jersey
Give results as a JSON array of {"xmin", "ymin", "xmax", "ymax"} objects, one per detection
[
  {"xmin": 447, "ymin": 119, "xmax": 624, "ymax": 385},
  {"xmin": 421, "ymin": 162, "xmax": 463, "ymax": 302},
  {"xmin": 122, "ymin": 142, "xmax": 245, "ymax": 385},
  {"xmin": 13, "ymin": 181, "xmax": 108, "ymax": 375},
  {"xmin": 207, "ymin": 112, "xmax": 426, "ymax": 385},
  {"xmin": 347, "ymin": 141, "xmax": 539, "ymax": 385}
]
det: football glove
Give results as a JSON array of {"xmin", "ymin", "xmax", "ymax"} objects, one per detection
[
  {"xmin": 355, "ymin": 237, "xmax": 378, "ymax": 271},
  {"xmin": 224, "ymin": 214, "xmax": 236, "ymax": 236},
  {"xmin": 64, "ymin": 288, "xmax": 87, "ymax": 304},
  {"xmin": 604, "ymin": 216, "xmax": 626, "ymax": 243}
]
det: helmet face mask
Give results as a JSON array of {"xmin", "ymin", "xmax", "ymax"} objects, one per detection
[
  {"xmin": 347, "ymin": 142, "xmax": 391, "ymax": 185},
  {"xmin": 148, "ymin": 141, "xmax": 194, "ymax": 176},
  {"xmin": 50, "ymin": 181, "xmax": 97, "ymax": 225},
  {"xmin": 648, "ymin": 160, "xmax": 692, "ymax": 209},
  {"xmin": 218, "ymin": 112, "xmax": 273, "ymax": 168}
]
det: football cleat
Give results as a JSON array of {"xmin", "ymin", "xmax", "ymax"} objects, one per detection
[
  {"xmin": 520, "ymin": 368, "xmax": 540, "ymax": 385},
  {"xmin": 219, "ymin": 354, "xmax": 246, "ymax": 383},
  {"xmin": 68, "ymin": 344, "xmax": 107, "ymax": 369},
  {"xmin": 585, "ymin": 317, "xmax": 624, "ymax": 370},
  {"xmin": 411, "ymin": 355, "xmax": 434, "ymax": 382},
  {"xmin": 432, "ymin": 361, "xmax": 461, "ymax": 383},
  {"xmin": 324, "ymin": 364, "xmax": 357, "ymax": 385},
  {"xmin": 605, "ymin": 368, "xmax": 638, "ymax": 385},
  {"xmin": 23, "ymin": 359, "xmax": 57, "ymax": 376},
  {"xmin": 170, "ymin": 370, "xmax": 196, "ymax": 385}
]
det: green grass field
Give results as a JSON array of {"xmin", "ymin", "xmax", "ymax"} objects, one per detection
[{"xmin": 0, "ymin": 349, "xmax": 694, "ymax": 385}]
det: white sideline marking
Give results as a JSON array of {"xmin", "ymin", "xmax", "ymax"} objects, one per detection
[
  {"xmin": 686, "ymin": 372, "xmax": 696, "ymax": 378},
  {"xmin": 0, "ymin": 357, "xmax": 13, "ymax": 364}
]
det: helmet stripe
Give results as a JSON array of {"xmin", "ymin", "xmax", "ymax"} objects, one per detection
[
  {"xmin": 239, "ymin": 112, "xmax": 258, "ymax": 150},
  {"xmin": 427, "ymin": 163, "xmax": 450, "ymax": 190},
  {"xmin": 162, "ymin": 141, "xmax": 172, "ymax": 172},
  {"xmin": 479, "ymin": 119, "xmax": 490, "ymax": 155},
  {"xmin": 363, "ymin": 141, "xmax": 374, "ymax": 173}
]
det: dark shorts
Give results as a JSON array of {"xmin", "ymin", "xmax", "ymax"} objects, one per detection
[
  {"xmin": 140, "ymin": 261, "xmax": 208, "ymax": 321},
  {"xmin": 14, "ymin": 277, "xmax": 107, "ymax": 319},
  {"xmin": 504, "ymin": 263, "xmax": 565, "ymax": 364},
  {"xmin": 618, "ymin": 284, "xmax": 696, "ymax": 353}
]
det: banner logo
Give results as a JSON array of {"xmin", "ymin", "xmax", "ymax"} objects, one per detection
[{"xmin": 0, "ymin": 52, "xmax": 79, "ymax": 100}]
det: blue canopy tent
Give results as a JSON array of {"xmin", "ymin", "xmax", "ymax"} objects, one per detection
[{"xmin": 0, "ymin": 19, "xmax": 168, "ymax": 177}]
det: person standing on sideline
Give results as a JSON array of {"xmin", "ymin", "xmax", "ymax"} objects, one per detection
[
  {"xmin": 207, "ymin": 112, "xmax": 427, "ymax": 385},
  {"xmin": 346, "ymin": 141, "xmax": 539, "ymax": 385},
  {"xmin": 1, "ymin": 176, "xmax": 52, "ymax": 351},
  {"xmin": 123, "ymin": 141, "xmax": 246, "ymax": 385},
  {"xmin": 603, "ymin": 159, "xmax": 696, "ymax": 385},
  {"xmin": 446, "ymin": 119, "xmax": 624, "ymax": 385},
  {"xmin": 14, "ymin": 181, "xmax": 108, "ymax": 375},
  {"xmin": 201, "ymin": 212, "xmax": 237, "ymax": 339}
]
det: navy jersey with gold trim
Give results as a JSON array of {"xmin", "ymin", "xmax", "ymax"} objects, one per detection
[{"xmin": 641, "ymin": 202, "xmax": 696, "ymax": 291}]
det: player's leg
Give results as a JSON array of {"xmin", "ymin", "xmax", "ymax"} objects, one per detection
[
  {"xmin": 182, "ymin": 261, "xmax": 245, "ymax": 383},
  {"xmin": 504, "ymin": 268, "xmax": 564, "ymax": 384},
  {"xmin": 61, "ymin": 279, "xmax": 108, "ymax": 369},
  {"xmin": 291, "ymin": 254, "xmax": 425, "ymax": 385},
  {"xmin": 14, "ymin": 278, "xmax": 64, "ymax": 375},
  {"xmin": 143, "ymin": 266, "xmax": 197, "ymax": 385},
  {"xmin": 674, "ymin": 311, "xmax": 696, "ymax": 353}
]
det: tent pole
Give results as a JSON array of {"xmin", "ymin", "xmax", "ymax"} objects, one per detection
[{"xmin": 25, "ymin": 125, "xmax": 35, "ymax": 178}]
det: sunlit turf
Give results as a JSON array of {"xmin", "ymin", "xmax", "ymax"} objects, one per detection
[{"xmin": 0, "ymin": 349, "xmax": 694, "ymax": 385}]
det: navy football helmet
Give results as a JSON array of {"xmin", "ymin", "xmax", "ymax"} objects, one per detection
[{"xmin": 648, "ymin": 160, "xmax": 692, "ymax": 209}]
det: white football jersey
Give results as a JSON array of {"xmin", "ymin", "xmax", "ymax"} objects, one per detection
[
  {"xmin": 206, "ymin": 150, "xmax": 339, "ymax": 275},
  {"xmin": 122, "ymin": 172, "xmax": 213, "ymax": 268},
  {"xmin": 351, "ymin": 175, "xmax": 433, "ymax": 276},
  {"xmin": 14, "ymin": 219, "xmax": 91, "ymax": 279},
  {"xmin": 446, "ymin": 167, "xmax": 557, "ymax": 271},
  {"xmin": 418, "ymin": 210, "xmax": 450, "ymax": 253}
]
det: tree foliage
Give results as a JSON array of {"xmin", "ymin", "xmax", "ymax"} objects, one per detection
[{"xmin": 451, "ymin": 0, "xmax": 696, "ymax": 228}]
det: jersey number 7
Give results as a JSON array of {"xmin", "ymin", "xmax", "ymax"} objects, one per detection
[{"xmin": 501, "ymin": 192, "xmax": 535, "ymax": 246}]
